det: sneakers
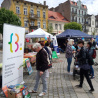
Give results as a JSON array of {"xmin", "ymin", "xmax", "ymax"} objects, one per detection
[
  {"xmin": 90, "ymin": 76, "xmax": 95, "ymax": 79},
  {"xmin": 29, "ymin": 90, "xmax": 37, "ymax": 93},
  {"xmin": 67, "ymin": 72, "xmax": 73, "ymax": 75},
  {"xmin": 39, "ymin": 92, "xmax": 46, "ymax": 97},
  {"xmin": 89, "ymin": 89, "xmax": 94, "ymax": 92},
  {"xmin": 75, "ymin": 85, "xmax": 82, "ymax": 88}
]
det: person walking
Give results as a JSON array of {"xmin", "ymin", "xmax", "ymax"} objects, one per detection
[
  {"xmin": 30, "ymin": 43, "xmax": 49, "ymax": 96},
  {"xmin": 76, "ymin": 40, "xmax": 94, "ymax": 92},
  {"xmin": 87, "ymin": 42, "xmax": 95, "ymax": 79},
  {"xmin": 66, "ymin": 39, "xmax": 76, "ymax": 74}
]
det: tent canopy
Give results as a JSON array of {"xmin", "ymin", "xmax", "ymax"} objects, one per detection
[
  {"xmin": 25, "ymin": 28, "xmax": 53, "ymax": 38},
  {"xmin": 56, "ymin": 29, "xmax": 92, "ymax": 38}
]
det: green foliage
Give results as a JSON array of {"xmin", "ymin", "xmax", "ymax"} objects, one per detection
[
  {"xmin": 47, "ymin": 23, "xmax": 53, "ymax": 34},
  {"xmin": 0, "ymin": 8, "xmax": 21, "ymax": 34},
  {"xmin": 64, "ymin": 22, "xmax": 82, "ymax": 31}
]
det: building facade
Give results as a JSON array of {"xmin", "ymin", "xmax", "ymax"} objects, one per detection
[
  {"xmin": 48, "ymin": 10, "xmax": 69, "ymax": 34},
  {"xmin": 50, "ymin": 0, "xmax": 87, "ymax": 28},
  {"xmin": 1, "ymin": 0, "xmax": 48, "ymax": 33},
  {"xmin": 84, "ymin": 15, "xmax": 98, "ymax": 35}
]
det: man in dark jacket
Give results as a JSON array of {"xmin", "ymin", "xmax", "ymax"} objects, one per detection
[
  {"xmin": 30, "ymin": 43, "xmax": 48, "ymax": 96},
  {"xmin": 76, "ymin": 40, "xmax": 94, "ymax": 92}
]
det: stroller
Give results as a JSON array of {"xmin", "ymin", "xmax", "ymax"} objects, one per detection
[{"xmin": 73, "ymin": 57, "xmax": 80, "ymax": 80}]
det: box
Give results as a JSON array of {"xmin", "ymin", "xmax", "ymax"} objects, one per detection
[
  {"xmin": 8, "ymin": 89, "xmax": 22, "ymax": 98},
  {"xmin": 8, "ymin": 90, "xmax": 15, "ymax": 98}
]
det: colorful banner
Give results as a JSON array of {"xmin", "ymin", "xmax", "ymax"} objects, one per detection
[
  {"xmin": 25, "ymin": 59, "xmax": 33, "ymax": 75},
  {"xmin": 2, "ymin": 24, "xmax": 25, "ymax": 87},
  {"xmin": 52, "ymin": 36, "xmax": 60, "ymax": 55}
]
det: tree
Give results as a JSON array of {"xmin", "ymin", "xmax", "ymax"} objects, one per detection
[
  {"xmin": 47, "ymin": 23, "xmax": 53, "ymax": 34},
  {"xmin": 0, "ymin": 8, "xmax": 21, "ymax": 35},
  {"xmin": 64, "ymin": 22, "xmax": 82, "ymax": 31}
]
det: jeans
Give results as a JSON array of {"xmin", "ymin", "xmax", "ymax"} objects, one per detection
[
  {"xmin": 33, "ymin": 70, "xmax": 47, "ymax": 93},
  {"xmin": 59, "ymin": 48, "xmax": 64, "ymax": 53},
  {"xmin": 90, "ymin": 65, "xmax": 94, "ymax": 77},
  {"xmin": 80, "ymin": 68, "xmax": 94, "ymax": 90},
  {"xmin": 67, "ymin": 58, "xmax": 72, "ymax": 72}
]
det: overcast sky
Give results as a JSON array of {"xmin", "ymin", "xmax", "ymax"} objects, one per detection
[{"xmin": 0, "ymin": 0, "xmax": 98, "ymax": 15}]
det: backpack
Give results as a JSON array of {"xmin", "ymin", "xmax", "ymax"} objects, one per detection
[
  {"xmin": 92, "ymin": 49, "xmax": 96, "ymax": 59},
  {"xmin": 85, "ymin": 50, "xmax": 94, "ymax": 65}
]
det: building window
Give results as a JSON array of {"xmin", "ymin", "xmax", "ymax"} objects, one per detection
[
  {"xmin": 79, "ymin": 10, "xmax": 80, "ymax": 15},
  {"xmin": 43, "ymin": 12, "xmax": 46, "ymax": 18},
  {"xmin": 31, "ymin": 21, "xmax": 34, "ymax": 26},
  {"xmin": 75, "ymin": 9, "xmax": 77, "ymax": 13},
  {"xmin": 82, "ymin": 11, "xmax": 83, "ymax": 15},
  {"xmin": 92, "ymin": 21, "xmax": 94, "ymax": 25},
  {"xmin": 50, "ymin": 23, "xmax": 52, "ymax": 26},
  {"xmin": 16, "ymin": 6, "xmax": 20, "ymax": 14},
  {"xmin": 43, "ymin": 23, "xmax": 46, "ymax": 29},
  {"xmin": 55, "ymin": 24, "xmax": 58, "ymax": 29},
  {"xmin": 30, "ymin": 10, "xmax": 34, "ymax": 16},
  {"xmin": 59, "ymin": 24, "xmax": 62, "ymax": 30},
  {"xmin": 85, "ymin": 12, "xmax": 86, "ymax": 15},
  {"xmin": 24, "ymin": 8, "xmax": 27, "ymax": 15},
  {"xmin": 79, "ymin": 18, "xmax": 80, "ymax": 23},
  {"xmin": 82, "ymin": 18, "xmax": 83, "ymax": 23},
  {"xmin": 37, "ymin": 11, "xmax": 40, "ymax": 17},
  {"xmin": 37, "ymin": 22, "xmax": 40, "ymax": 28},
  {"xmin": 24, "ymin": 20, "xmax": 28, "ymax": 27}
]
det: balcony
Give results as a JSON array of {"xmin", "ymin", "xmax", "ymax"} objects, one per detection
[
  {"xmin": 29, "ymin": 14, "xmax": 38, "ymax": 20},
  {"xmin": 84, "ymin": 15, "xmax": 88, "ymax": 19},
  {"xmin": 72, "ymin": 11, "xmax": 77, "ymax": 16},
  {"xmin": 84, "ymin": 22, "xmax": 91, "ymax": 26}
]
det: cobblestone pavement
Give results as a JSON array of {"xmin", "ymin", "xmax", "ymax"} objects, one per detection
[
  {"xmin": 0, "ymin": 52, "xmax": 98, "ymax": 98},
  {"xmin": 24, "ymin": 53, "xmax": 98, "ymax": 98}
]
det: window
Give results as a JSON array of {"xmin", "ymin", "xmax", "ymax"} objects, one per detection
[
  {"xmin": 31, "ymin": 10, "xmax": 34, "ymax": 16},
  {"xmin": 50, "ymin": 23, "xmax": 52, "ymax": 26},
  {"xmin": 72, "ymin": 8, "xmax": 74, "ymax": 12},
  {"xmin": 92, "ymin": 21, "xmax": 94, "ymax": 25},
  {"xmin": 75, "ymin": 9, "xmax": 77, "ymax": 13},
  {"xmin": 43, "ymin": 12, "xmax": 46, "ymax": 18},
  {"xmin": 85, "ymin": 12, "xmax": 86, "ymax": 15},
  {"xmin": 31, "ymin": 21, "xmax": 34, "ymax": 26},
  {"xmin": 24, "ymin": 8, "xmax": 27, "ymax": 15},
  {"xmin": 79, "ymin": 18, "xmax": 80, "ymax": 23},
  {"xmin": 24, "ymin": 20, "xmax": 28, "ymax": 27},
  {"xmin": 43, "ymin": 23, "xmax": 46, "ymax": 29},
  {"xmin": 55, "ymin": 24, "xmax": 58, "ymax": 29},
  {"xmin": 37, "ymin": 22, "xmax": 40, "ymax": 28},
  {"xmin": 59, "ymin": 24, "xmax": 62, "ymax": 30},
  {"xmin": 82, "ymin": 18, "xmax": 83, "ymax": 23},
  {"xmin": 82, "ymin": 11, "xmax": 83, "ymax": 15},
  {"xmin": 37, "ymin": 11, "xmax": 40, "ymax": 17},
  {"xmin": 16, "ymin": 6, "xmax": 20, "ymax": 14},
  {"xmin": 79, "ymin": 10, "xmax": 80, "ymax": 15}
]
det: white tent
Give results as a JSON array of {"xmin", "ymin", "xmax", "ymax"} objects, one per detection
[{"xmin": 25, "ymin": 28, "xmax": 53, "ymax": 38}]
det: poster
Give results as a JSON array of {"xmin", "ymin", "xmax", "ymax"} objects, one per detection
[
  {"xmin": 2, "ymin": 24, "xmax": 25, "ymax": 87},
  {"xmin": 52, "ymin": 36, "xmax": 60, "ymax": 55},
  {"xmin": 25, "ymin": 59, "xmax": 33, "ymax": 75}
]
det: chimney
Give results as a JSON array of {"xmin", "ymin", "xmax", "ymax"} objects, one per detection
[{"xmin": 44, "ymin": 1, "xmax": 46, "ymax": 6}]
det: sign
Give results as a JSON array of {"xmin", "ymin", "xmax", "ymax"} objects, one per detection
[
  {"xmin": 52, "ymin": 36, "xmax": 60, "ymax": 55},
  {"xmin": 25, "ymin": 59, "xmax": 33, "ymax": 75},
  {"xmin": 2, "ymin": 24, "xmax": 25, "ymax": 87}
]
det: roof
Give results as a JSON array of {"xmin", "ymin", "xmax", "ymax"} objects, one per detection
[
  {"xmin": 70, "ymin": 1, "xmax": 87, "ymax": 9},
  {"xmin": 13, "ymin": 0, "xmax": 48, "ymax": 8},
  {"xmin": 48, "ymin": 10, "xmax": 69, "ymax": 23},
  {"xmin": 56, "ymin": 29, "xmax": 92, "ymax": 38}
]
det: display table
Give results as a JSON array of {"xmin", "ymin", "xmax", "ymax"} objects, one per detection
[{"xmin": 24, "ymin": 52, "xmax": 37, "ymax": 63}]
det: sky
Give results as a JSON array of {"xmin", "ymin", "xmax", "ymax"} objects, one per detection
[{"xmin": 0, "ymin": 0, "xmax": 98, "ymax": 15}]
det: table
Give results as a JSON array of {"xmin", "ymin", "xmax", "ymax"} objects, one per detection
[{"xmin": 24, "ymin": 52, "xmax": 37, "ymax": 63}]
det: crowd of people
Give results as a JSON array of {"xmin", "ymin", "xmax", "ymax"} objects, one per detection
[{"xmin": 29, "ymin": 38, "xmax": 96, "ymax": 96}]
